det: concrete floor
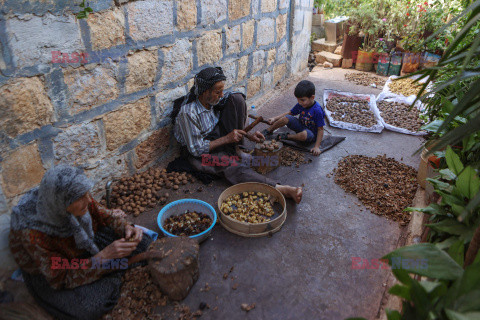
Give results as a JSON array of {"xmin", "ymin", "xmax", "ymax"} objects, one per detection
[{"xmin": 134, "ymin": 67, "xmax": 425, "ymax": 320}]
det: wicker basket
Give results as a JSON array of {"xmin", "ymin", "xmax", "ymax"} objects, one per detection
[
  {"xmin": 217, "ymin": 182, "xmax": 287, "ymax": 237},
  {"xmin": 253, "ymin": 141, "xmax": 283, "ymax": 174}
]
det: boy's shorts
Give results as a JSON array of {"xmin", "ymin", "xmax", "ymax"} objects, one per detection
[{"xmin": 286, "ymin": 115, "xmax": 316, "ymax": 143}]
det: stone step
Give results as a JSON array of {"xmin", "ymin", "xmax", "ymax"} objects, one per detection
[
  {"xmin": 311, "ymin": 38, "xmax": 339, "ymax": 53},
  {"xmin": 314, "ymin": 51, "xmax": 343, "ymax": 67}
]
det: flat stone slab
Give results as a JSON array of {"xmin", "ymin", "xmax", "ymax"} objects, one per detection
[
  {"xmin": 312, "ymin": 38, "xmax": 338, "ymax": 53},
  {"xmin": 315, "ymin": 51, "xmax": 343, "ymax": 67}
]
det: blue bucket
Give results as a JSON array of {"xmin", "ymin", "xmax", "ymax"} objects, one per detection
[{"xmin": 157, "ymin": 199, "xmax": 217, "ymax": 243}]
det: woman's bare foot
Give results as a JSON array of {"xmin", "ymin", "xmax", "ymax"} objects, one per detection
[{"xmin": 275, "ymin": 185, "xmax": 303, "ymax": 204}]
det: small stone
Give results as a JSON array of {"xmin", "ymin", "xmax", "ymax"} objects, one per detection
[
  {"xmin": 241, "ymin": 20, "xmax": 255, "ymax": 50},
  {"xmin": 229, "ymin": 0, "xmax": 251, "ymax": 20},
  {"xmin": 125, "ymin": 50, "xmax": 158, "ymax": 94},
  {"xmin": 276, "ymin": 14, "xmax": 287, "ymax": 41},
  {"xmin": 257, "ymin": 18, "xmax": 275, "ymax": 46},
  {"xmin": 323, "ymin": 61, "xmax": 333, "ymax": 68},
  {"xmin": 127, "ymin": 0, "xmax": 174, "ymax": 41},
  {"xmin": 0, "ymin": 77, "xmax": 54, "ymax": 138},
  {"xmin": 88, "ymin": 8, "xmax": 126, "ymax": 50},
  {"xmin": 241, "ymin": 303, "xmax": 256, "ymax": 311},
  {"xmin": 103, "ymin": 97, "xmax": 151, "ymax": 151},
  {"xmin": 197, "ymin": 30, "xmax": 223, "ymax": 66}
]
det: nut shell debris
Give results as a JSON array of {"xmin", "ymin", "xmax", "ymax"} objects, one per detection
[
  {"xmin": 334, "ymin": 155, "xmax": 418, "ymax": 225},
  {"xmin": 345, "ymin": 72, "xmax": 387, "ymax": 88}
]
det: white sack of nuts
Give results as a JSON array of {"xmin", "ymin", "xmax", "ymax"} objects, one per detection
[
  {"xmin": 377, "ymin": 75, "xmax": 432, "ymax": 104},
  {"xmin": 323, "ymin": 89, "xmax": 384, "ymax": 133},
  {"xmin": 376, "ymin": 97, "xmax": 427, "ymax": 136}
]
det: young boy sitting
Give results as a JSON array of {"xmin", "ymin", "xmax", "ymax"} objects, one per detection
[{"xmin": 262, "ymin": 80, "xmax": 325, "ymax": 156}]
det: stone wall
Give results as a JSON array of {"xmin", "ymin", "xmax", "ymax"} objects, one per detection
[
  {"xmin": 0, "ymin": 0, "xmax": 313, "ymax": 216},
  {"xmin": 291, "ymin": 0, "xmax": 313, "ymax": 74}
]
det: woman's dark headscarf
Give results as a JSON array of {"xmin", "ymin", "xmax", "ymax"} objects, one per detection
[
  {"xmin": 171, "ymin": 67, "xmax": 227, "ymax": 124},
  {"xmin": 10, "ymin": 165, "xmax": 99, "ymax": 255}
]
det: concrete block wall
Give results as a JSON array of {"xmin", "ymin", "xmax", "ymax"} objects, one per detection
[{"xmin": 0, "ymin": 0, "xmax": 313, "ymax": 216}]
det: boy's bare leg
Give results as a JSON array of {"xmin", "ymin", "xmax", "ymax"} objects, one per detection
[
  {"xmin": 267, "ymin": 116, "xmax": 289, "ymax": 133},
  {"xmin": 285, "ymin": 130, "xmax": 308, "ymax": 142}
]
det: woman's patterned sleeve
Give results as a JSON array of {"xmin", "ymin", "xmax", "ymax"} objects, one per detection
[
  {"xmin": 88, "ymin": 195, "xmax": 128, "ymax": 237},
  {"xmin": 18, "ymin": 230, "xmax": 111, "ymax": 289}
]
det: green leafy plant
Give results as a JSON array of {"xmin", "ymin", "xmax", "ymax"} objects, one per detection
[
  {"xmin": 413, "ymin": 0, "xmax": 480, "ymax": 209},
  {"xmin": 406, "ymin": 146, "xmax": 480, "ymax": 244},
  {"xmin": 375, "ymin": 38, "xmax": 388, "ymax": 53},
  {"xmin": 346, "ymin": 243, "xmax": 480, "ymax": 320},
  {"xmin": 348, "ymin": 2, "xmax": 480, "ymax": 318},
  {"xmin": 400, "ymin": 33, "xmax": 424, "ymax": 52},
  {"xmin": 347, "ymin": 1, "xmax": 382, "ymax": 52},
  {"xmin": 76, "ymin": 0, "xmax": 93, "ymax": 19}
]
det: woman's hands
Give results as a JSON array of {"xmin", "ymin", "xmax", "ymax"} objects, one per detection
[
  {"xmin": 111, "ymin": 209, "xmax": 127, "ymax": 218},
  {"xmin": 94, "ymin": 239, "xmax": 138, "ymax": 260},
  {"xmin": 125, "ymin": 224, "xmax": 143, "ymax": 243},
  {"xmin": 93, "ymin": 225, "xmax": 143, "ymax": 260}
]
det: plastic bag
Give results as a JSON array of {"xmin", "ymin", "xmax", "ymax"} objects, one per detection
[
  {"xmin": 323, "ymin": 89, "xmax": 384, "ymax": 133},
  {"xmin": 375, "ymin": 95, "xmax": 428, "ymax": 136},
  {"xmin": 377, "ymin": 75, "xmax": 430, "ymax": 105}
]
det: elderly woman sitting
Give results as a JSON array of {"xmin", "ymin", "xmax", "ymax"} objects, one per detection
[{"xmin": 9, "ymin": 165, "xmax": 153, "ymax": 320}]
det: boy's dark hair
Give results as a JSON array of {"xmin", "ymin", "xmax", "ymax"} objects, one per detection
[{"xmin": 294, "ymin": 80, "xmax": 315, "ymax": 98}]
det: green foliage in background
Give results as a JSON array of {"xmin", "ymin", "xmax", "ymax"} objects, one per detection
[
  {"xmin": 76, "ymin": 0, "xmax": 93, "ymax": 19},
  {"xmin": 347, "ymin": 1, "xmax": 480, "ymax": 318}
]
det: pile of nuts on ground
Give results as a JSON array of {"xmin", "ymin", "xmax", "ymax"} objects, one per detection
[
  {"xmin": 377, "ymin": 101, "xmax": 424, "ymax": 132},
  {"xmin": 345, "ymin": 72, "xmax": 387, "ymax": 88},
  {"xmin": 102, "ymin": 168, "xmax": 195, "ymax": 216},
  {"xmin": 221, "ymin": 192, "xmax": 275, "ymax": 223},
  {"xmin": 334, "ymin": 155, "xmax": 418, "ymax": 225},
  {"xmin": 326, "ymin": 96, "xmax": 378, "ymax": 128},
  {"xmin": 163, "ymin": 211, "xmax": 213, "ymax": 236},
  {"xmin": 388, "ymin": 78, "xmax": 422, "ymax": 97},
  {"xmin": 281, "ymin": 147, "xmax": 312, "ymax": 167},
  {"xmin": 102, "ymin": 266, "xmax": 167, "ymax": 320},
  {"xmin": 259, "ymin": 139, "xmax": 281, "ymax": 151}
]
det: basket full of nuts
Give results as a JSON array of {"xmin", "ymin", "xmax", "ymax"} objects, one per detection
[
  {"xmin": 217, "ymin": 182, "xmax": 287, "ymax": 237},
  {"xmin": 253, "ymin": 140, "xmax": 283, "ymax": 174},
  {"xmin": 157, "ymin": 199, "xmax": 217, "ymax": 243}
]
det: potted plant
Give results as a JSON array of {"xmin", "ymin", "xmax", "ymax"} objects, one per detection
[
  {"xmin": 374, "ymin": 38, "xmax": 391, "ymax": 76},
  {"xmin": 399, "ymin": 32, "xmax": 423, "ymax": 74},
  {"xmin": 347, "ymin": 1, "xmax": 382, "ymax": 71}
]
